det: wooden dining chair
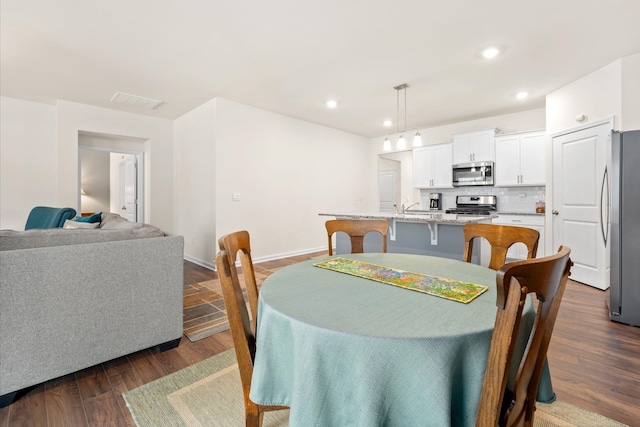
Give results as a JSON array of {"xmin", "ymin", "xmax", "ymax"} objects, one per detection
[
  {"xmin": 475, "ymin": 246, "xmax": 573, "ymax": 427},
  {"xmin": 216, "ymin": 230, "xmax": 288, "ymax": 427},
  {"xmin": 463, "ymin": 223, "xmax": 540, "ymax": 270},
  {"xmin": 325, "ymin": 219, "xmax": 389, "ymax": 256}
]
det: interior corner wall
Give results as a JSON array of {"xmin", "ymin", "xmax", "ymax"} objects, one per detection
[
  {"xmin": 621, "ymin": 53, "xmax": 640, "ymax": 131},
  {"xmin": 55, "ymin": 101, "xmax": 175, "ymax": 232},
  {"xmin": 0, "ymin": 97, "xmax": 57, "ymax": 230},
  {"xmin": 545, "ymin": 60, "xmax": 622, "ymax": 135},
  {"xmin": 214, "ymin": 98, "xmax": 371, "ymax": 262},
  {"xmin": 173, "ymin": 99, "xmax": 218, "ymax": 269}
]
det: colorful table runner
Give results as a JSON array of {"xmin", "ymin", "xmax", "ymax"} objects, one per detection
[{"xmin": 314, "ymin": 257, "xmax": 488, "ymax": 303}]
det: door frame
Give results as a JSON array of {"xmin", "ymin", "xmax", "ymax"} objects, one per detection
[{"xmin": 78, "ymin": 145, "xmax": 144, "ymax": 223}]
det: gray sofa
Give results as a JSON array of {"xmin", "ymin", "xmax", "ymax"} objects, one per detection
[{"xmin": 0, "ymin": 213, "xmax": 184, "ymax": 404}]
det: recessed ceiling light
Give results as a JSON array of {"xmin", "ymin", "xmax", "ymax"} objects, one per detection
[
  {"xmin": 326, "ymin": 100, "xmax": 338, "ymax": 108},
  {"xmin": 383, "ymin": 120, "xmax": 393, "ymax": 127},
  {"xmin": 481, "ymin": 46, "xmax": 501, "ymax": 59},
  {"xmin": 516, "ymin": 91, "xmax": 529, "ymax": 100}
]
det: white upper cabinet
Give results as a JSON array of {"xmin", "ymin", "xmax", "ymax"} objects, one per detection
[
  {"xmin": 495, "ymin": 130, "xmax": 546, "ymax": 186},
  {"xmin": 413, "ymin": 143, "xmax": 453, "ymax": 188},
  {"xmin": 452, "ymin": 129, "xmax": 496, "ymax": 164}
]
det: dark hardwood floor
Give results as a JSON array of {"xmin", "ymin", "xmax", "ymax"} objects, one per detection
[{"xmin": 1, "ymin": 253, "xmax": 639, "ymax": 426}]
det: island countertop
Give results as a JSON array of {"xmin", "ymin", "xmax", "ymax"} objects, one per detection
[{"xmin": 318, "ymin": 211, "xmax": 498, "ymax": 224}]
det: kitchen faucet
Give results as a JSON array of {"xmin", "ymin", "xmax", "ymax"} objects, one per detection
[{"xmin": 395, "ymin": 202, "xmax": 419, "ymax": 213}]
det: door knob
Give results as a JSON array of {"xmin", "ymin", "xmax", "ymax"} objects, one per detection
[
  {"xmin": 122, "ymin": 206, "xmax": 127, "ymax": 210},
  {"xmin": 552, "ymin": 210, "xmax": 559, "ymax": 215}
]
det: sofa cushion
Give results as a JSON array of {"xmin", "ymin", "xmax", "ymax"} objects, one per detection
[
  {"xmin": 100, "ymin": 212, "xmax": 143, "ymax": 230},
  {"xmin": 0, "ymin": 228, "xmax": 136, "ymax": 251},
  {"xmin": 63, "ymin": 219, "xmax": 100, "ymax": 229}
]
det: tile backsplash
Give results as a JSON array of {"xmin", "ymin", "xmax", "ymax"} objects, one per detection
[{"xmin": 419, "ymin": 186, "xmax": 545, "ymax": 213}]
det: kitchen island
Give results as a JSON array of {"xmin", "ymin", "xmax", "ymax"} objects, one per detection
[{"xmin": 319, "ymin": 211, "xmax": 497, "ymax": 263}]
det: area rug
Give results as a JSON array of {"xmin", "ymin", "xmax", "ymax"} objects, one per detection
[
  {"xmin": 123, "ymin": 350, "xmax": 628, "ymax": 427},
  {"xmin": 183, "ymin": 269, "xmax": 274, "ymax": 341}
]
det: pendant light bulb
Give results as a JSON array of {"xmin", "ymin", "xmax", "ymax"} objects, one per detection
[
  {"xmin": 383, "ymin": 136, "xmax": 391, "ymax": 151},
  {"xmin": 413, "ymin": 131, "xmax": 422, "ymax": 147},
  {"xmin": 397, "ymin": 134, "xmax": 406, "ymax": 150}
]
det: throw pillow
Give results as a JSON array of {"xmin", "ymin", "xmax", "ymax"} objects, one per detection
[
  {"xmin": 63, "ymin": 219, "xmax": 100, "ymax": 229},
  {"xmin": 75, "ymin": 212, "xmax": 102, "ymax": 223}
]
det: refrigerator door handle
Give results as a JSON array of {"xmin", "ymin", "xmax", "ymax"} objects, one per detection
[{"xmin": 600, "ymin": 166, "xmax": 609, "ymax": 247}]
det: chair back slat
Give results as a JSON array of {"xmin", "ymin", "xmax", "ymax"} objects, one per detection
[
  {"xmin": 476, "ymin": 246, "xmax": 572, "ymax": 427},
  {"xmin": 463, "ymin": 223, "xmax": 540, "ymax": 270},
  {"xmin": 216, "ymin": 230, "xmax": 288, "ymax": 426},
  {"xmin": 325, "ymin": 219, "xmax": 389, "ymax": 255}
]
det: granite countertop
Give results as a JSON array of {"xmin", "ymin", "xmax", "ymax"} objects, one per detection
[{"xmin": 319, "ymin": 212, "xmax": 498, "ymax": 224}]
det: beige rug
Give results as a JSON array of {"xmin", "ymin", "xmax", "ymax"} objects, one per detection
[
  {"xmin": 123, "ymin": 350, "xmax": 628, "ymax": 427},
  {"xmin": 183, "ymin": 269, "xmax": 274, "ymax": 341}
]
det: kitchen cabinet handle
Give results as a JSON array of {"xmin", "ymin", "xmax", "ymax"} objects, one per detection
[
  {"xmin": 552, "ymin": 210, "xmax": 559, "ymax": 215},
  {"xmin": 600, "ymin": 166, "xmax": 609, "ymax": 247}
]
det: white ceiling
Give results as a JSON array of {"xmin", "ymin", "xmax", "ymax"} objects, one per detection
[{"xmin": 2, "ymin": 0, "xmax": 639, "ymax": 137}]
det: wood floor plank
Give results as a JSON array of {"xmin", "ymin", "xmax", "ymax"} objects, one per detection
[
  {"xmin": 45, "ymin": 374, "xmax": 88, "ymax": 427},
  {"xmin": 150, "ymin": 345, "xmax": 193, "ymax": 376},
  {"xmin": 81, "ymin": 392, "xmax": 125, "ymax": 427},
  {"xmin": 126, "ymin": 349, "xmax": 168, "ymax": 386},
  {"xmin": 75, "ymin": 365, "xmax": 112, "ymax": 401},
  {"xmin": 4, "ymin": 385, "xmax": 47, "ymax": 427},
  {"xmin": 0, "ymin": 404, "xmax": 10, "ymax": 427},
  {"xmin": 103, "ymin": 357, "xmax": 144, "ymax": 427}
]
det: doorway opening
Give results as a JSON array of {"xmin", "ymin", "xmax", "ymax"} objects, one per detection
[{"xmin": 78, "ymin": 131, "xmax": 146, "ymax": 223}]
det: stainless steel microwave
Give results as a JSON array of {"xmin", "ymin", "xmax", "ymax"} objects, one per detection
[{"xmin": 452, "ymin": 161, "xmax": 494, "ymax": 187}]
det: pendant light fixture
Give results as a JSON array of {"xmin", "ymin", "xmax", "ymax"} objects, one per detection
[
  {"xmin": 383, "ymin": 83, "xmax": 422, "ymax": 151},
  {"xmin": 383, "ymin": 136, "xmax": 391, "ymax": 151},
  {"xmin": 413, "ymin": 130, "xmax": 422, "ymax": 147},
  {"xmin": 394, "ymin": 84, "xmax": 407, "ymax": 150}
]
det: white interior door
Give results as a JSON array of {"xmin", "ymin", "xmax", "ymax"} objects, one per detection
[
  {"xmin": 378, "ymin": 170, "xmax": 398, "ymax": 212},
  {"xmin": 552, "ymin": 121, "xmax": 611, "ymax": 289},
  {"xmin": 119, "ymin": 156, "xmax": 137, "ymax": 222}
]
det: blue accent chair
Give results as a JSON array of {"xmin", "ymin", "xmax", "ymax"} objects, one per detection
[{"xmin": 24, "ymin": 206, "xmax": 77, "ymax": 230}]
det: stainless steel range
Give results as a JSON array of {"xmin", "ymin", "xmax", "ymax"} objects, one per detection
[{"xmin": 445, "ymin": 195, "xmax": 497, "ymax": 215}]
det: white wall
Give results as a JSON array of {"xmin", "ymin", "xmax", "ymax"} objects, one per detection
[
  {"xmin": 174, "ymin": 98, "xmax": 371, "ymax": 266},
  {"xmin": 55, "ymin": 101, "xmax": 175, "ymax": 231},
  {"xmin": 0, "ymin": 97, "xmax": 175, "ymax": 232},
  {"xmin": 79, "ymin": 149, "xmax": 110, "ymax": 213},
  {"xmin": 0, "ymin": 97, "xmax": 57, "ymax": 230},
  {"xmin": 174, "ymin": 99, "xmax": 218, "ymax": 267},
  {"xmin": 621, "ymin": 53, "xmax": 640, "ymax": 131},
  {"xmin": 215, "ymin": 99, "xmax": 371, "ymax": 261},
  {"xmin": 546, "ymin": 60, "xmax": 622, "ymax": 135}
]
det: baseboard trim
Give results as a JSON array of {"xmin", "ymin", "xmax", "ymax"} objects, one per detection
[{"xmin": 183, "ymin": 254, "xmax": 215, "ymax": 271}]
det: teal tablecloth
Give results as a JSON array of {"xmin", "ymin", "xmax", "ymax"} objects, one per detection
[{"xmin": 250, "ymin": 253, "xmax": 554, "ymax": 427}]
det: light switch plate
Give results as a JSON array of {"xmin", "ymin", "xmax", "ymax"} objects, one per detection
[{"xmin": 232, "ymin": 193, "xmax": 240, "ymax": 201}]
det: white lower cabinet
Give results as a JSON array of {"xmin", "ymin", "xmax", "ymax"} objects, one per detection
[{"xmin": 492, "ymin": 215, "xmax": 545, "ymax": 261}]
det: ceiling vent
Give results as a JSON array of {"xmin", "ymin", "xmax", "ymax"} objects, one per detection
[{"xmin": 110, "ymin": 92, "xmax": 163, "ymax": 109}]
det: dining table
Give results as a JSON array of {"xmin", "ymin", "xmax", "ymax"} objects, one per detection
[{"xmin": 249, "ymin": 253, "xmax": 555, "ymax": 427}]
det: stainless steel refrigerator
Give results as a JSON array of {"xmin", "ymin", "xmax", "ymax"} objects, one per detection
[{"xmin": 609, "ymin": 130, "xmax": 640, "ymax": 327}]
